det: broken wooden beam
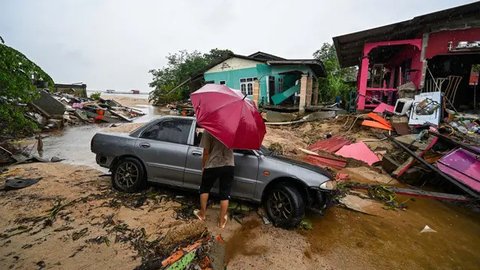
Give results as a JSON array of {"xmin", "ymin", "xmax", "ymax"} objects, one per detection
[{"xmin": 346, "ymin": 183, "xmax": 472, "ymax": 202}]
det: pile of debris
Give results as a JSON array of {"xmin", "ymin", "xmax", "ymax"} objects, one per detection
[
  {"xmin": 296, "ymin": 92, "xmax": 479, "ymax": 202},
  {"xmin": 27, "ymin": 89, "xmax": 145, "ymax": 130},
  {"xmin": 260, "ymin": 89, "xmax": 479, "ymax": 207},
  {"xmin": 166, "ymin": 100, "xmax": 195, "ymax": 116}
]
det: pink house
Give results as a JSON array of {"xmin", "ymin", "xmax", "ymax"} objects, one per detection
[{"xmin": 333, "ymin": 2, "xmax": 480, "ymax": 111}]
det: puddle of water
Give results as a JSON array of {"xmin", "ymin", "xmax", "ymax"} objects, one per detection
[
  {"xmin": 42, "ymin": 124, "xmax": 108, "ymax": 170},
  {"xmin": 224, "ymin": 218, "xmax": 266, "ymax": 263},
  {"xmin": 40, "ymin": 103, "xmax": 168, "ymax": 170},
  {"xmin": 305, "ymin": 197, "xmax": 480, "ymax": 269},
  {"xmin": 132, "ymin": 105, "xmax": 170, "ymax": 123}
]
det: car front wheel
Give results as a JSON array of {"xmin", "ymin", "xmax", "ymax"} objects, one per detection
[
  {"xmin": 112, "ymin": 157, "xmax": 146, "ymax": 192},
  {"xmin": 265, "ymin": 185, "xmax": 305, "ymax": 228}
]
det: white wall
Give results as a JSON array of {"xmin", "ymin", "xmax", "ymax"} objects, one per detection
[{"xmin": 205, "ymin": 57, "xmax": 262, "ymax": 73}]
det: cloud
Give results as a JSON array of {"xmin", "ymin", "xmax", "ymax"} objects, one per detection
[{"xmin": 0, "ymin": 0, "xmax": 473, "ymax": 92}]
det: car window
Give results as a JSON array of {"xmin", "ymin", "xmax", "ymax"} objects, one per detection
[
  {"xmin": 234, "ymin": 149, "xmax": 254, "ymax": 155},
  {"xmin": 141, "ymin": 119, "xmax": 192, "ymax": 144}
]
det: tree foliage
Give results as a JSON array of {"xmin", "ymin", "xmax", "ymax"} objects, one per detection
[
  {"xmin": 149, "ymin": 49, "xmax": 233, "ymax": 104},
  {"xmin": 0, "ymin": 43, "xmax": 54, "ymax": 137},
  {"xmin": 313, "ymin": 43, "xmax": 357, "ymax": 103}
]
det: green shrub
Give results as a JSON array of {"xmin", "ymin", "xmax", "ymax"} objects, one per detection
[
  {"xmin": 0, "ymin": 43, "xmax": 54, "ymax": 137},
  {"xmin": 90, "ymin": 92, "xmax": 101, "ymax": 100}
]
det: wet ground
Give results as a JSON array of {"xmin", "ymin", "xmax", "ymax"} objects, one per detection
[
  {"xmin": 9, "ymin": 96, "xmax": 480, "ymax": 269},
  {"xmin": 303, "ymin": 198, "xmax": 480, "ymax": 269},
  {"xmin": 40, "ymin": 101, "xmax": 166, "ymax": 169}
]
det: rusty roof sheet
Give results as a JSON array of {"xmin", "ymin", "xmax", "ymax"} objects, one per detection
[{"xmin": 307, "ymin": 136, "xmax": 352, "ymax": 153}]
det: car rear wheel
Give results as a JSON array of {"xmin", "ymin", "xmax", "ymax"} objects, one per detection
[
  {"xmin": 112, "ymin": 157, "xmax": 146, "ymax": 192},
  {"xmin": 265, "ymin": 185, "xmax": 305, "ymax": 228}
]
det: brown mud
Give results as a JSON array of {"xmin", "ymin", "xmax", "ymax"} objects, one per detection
[
  {"xmin": 2, "ymin": 99, "xmax": 479, "ymax": 269},
  {"xmin": 0, "ymin": 163, "xmax": 205, "ymax": 269}
]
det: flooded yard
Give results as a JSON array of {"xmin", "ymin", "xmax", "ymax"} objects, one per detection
[
  {"xmin": 40, "ymin": 100, "xmax": 166, "ymax": 169},
  {"xmin": 2, "ymin": 96, "xmax": 479, "ymax": 269}
]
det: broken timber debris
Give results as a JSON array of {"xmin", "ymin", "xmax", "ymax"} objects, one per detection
[{"xmin": 385, "ymin": 133, "xmax": 480, "ymax": 198}]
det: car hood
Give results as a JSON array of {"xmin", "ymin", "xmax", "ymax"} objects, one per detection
[{"xmin": 266, "ymin": 154, "xmax": 333, "ymax": 179}]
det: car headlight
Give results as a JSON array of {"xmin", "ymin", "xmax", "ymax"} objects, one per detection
[{"xmin": 319, "ymin": 180, "xmax": 337, "ymax": 190}]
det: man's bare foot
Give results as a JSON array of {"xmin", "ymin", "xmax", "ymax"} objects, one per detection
[
  {"xmin": 218, "ymin": 214, "xmax": 228, "ymax": 229},
  {"xmin": 193, "ymin": 209, "xmax": 206, "ymax": 221}
]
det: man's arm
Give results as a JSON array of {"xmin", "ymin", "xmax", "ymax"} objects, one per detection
[
  {"xmin": 199, "ymin": 131, "xmax": 210, "ymax": 169},
  {"xmin": 202, "ymin": 149, "xmax": 209, "ymax": 169}
]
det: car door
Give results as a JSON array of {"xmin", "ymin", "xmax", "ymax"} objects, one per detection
[
  {"xmin": 183, "ymin": 126, "xmax": 205, "ymax": 190},
  {"xmin": 183, "ymin": 127, "xmax": 259, "ymax": 200},
  {"xmin": 232, "ymin": 150, "xmax": 260, "ymax": 199},
  {"xmin": 134, "ymin": 118, "xmax": 193, "ymax": 187}
]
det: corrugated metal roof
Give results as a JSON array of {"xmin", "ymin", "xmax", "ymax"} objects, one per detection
[{"xmin": 307, "ymin": 136, "xmax": 352, "ymax": 153}]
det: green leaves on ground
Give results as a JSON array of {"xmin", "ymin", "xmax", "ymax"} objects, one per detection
[
  {"xmin": 0, "ymin": 43, "xmax": 54, "ymax": 137},
  {"xmin": 148, "ymin": 49, "xmax": 232, "ymax": 105}
]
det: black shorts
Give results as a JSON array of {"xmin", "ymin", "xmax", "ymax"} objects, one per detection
[{"xmin": 199, "ymin": 166, "xmax": 234, "ymax": 200}]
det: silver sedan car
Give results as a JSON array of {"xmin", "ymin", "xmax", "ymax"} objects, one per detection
[{"xmin": 91, "ymin": 116, "xmax": 334, "ymax": 228}]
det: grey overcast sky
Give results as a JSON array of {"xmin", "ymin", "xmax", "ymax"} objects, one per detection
[{"xmin": 1, "ymin": 0, "xmax": 476, "ymax": 92}]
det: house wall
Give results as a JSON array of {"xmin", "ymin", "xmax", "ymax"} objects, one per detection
[
  {"xmin": 204, "ymin": 67, "xmax": 258, "ymax": 90},
  {"xmin": 387, "ymin": 45, "xmax": 423, "ymax": 88},
  {"xmin": 206, "ymin": 57, "xmax": 262, "ymax": 73},
  {"xmin": 204, "ymin": 60, "xmax": 316, "ymax": 105},
  {"xmin": 425, "ymin": 28, "xmax": 480, "ymax": 59}
]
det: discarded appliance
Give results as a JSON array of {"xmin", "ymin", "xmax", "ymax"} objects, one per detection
[
  {"xmin": 394, "ymin": 98, "xmax": 414, "ymax": 115},
  {"xmin": 408, "ymin": 91, "xmax": 442, "ymax": 126}
]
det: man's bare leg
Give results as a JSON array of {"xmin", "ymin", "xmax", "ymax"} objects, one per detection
[
  {"xmin": 199, "ymin": 193, "xmax": 209, "ymax": 220},
  {"xmin": 219, "ymin": 199, "xmax": 229, "ymax": 227}
]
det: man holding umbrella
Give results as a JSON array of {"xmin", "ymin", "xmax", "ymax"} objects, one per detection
[
  {"xmin": 194, "ymin": 130, "xmax": 234, "ymax": 228},
  {"xmin": 191, "ymin": 84, "xmax": 266, "ymax": 229}
]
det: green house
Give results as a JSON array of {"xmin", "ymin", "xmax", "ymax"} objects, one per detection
[{"xmin": 202, "ymin": 52, "xmax": 326, "ymax": 113}]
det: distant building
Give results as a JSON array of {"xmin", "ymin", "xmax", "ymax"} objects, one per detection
[
  {"xmin": 54, "ymin": 83, "xmax": 87, "ymax": 98},
  {"xmin": 171, "ymin": 51, "xmax": 326, "ymax": 114},
  {"xmin": 131, "ymin": 89, "xmax": 140, "ymax": 94}
]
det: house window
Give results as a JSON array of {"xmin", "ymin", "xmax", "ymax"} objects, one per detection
[
  {"xmin": 219, "ymin": 80, "xmax": 226, "ymax": 85},
  {"xmin": 278, "ymin": 77, "xmax": 284, "ymax": 92},
  {"xmin": 240, "ymin": 77, "xmax": 255, "ymax": 95}
]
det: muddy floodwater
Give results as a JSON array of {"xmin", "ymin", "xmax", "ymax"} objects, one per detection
[
  {"xmin": 40, "ymin": 104, "xmax": 166, "ymax": 169},
  {"xmin": 303, "ymin": 197, "xmax": 480, "ymax": 269}
]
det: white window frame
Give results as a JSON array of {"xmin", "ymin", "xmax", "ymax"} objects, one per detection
[{"xmin": 240, "ymin": 77, "xmax": 255, "ymax": 95}]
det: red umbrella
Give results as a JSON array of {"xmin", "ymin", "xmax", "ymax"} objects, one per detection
[{"xmin": 190, "ymin": 84, "xmax": 266, "ymax": 150}]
